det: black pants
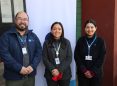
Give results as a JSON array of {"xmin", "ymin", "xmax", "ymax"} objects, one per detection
[
  {"xmin": 78, "ymin": 75, "xmax": 102, "ymax": 86},
  {"xmin": 46, "ymin": 78, "xmax": 70, "ymax": 86}
]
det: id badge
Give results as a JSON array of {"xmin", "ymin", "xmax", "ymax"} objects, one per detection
[
  {"xmin": 85, "ymin": 56, "xmax": 92, "ymax": 60},
  {"xmin": 55, "ymin": 58, "xmax": 60, "ymax": 65},
  {"xmin": 22, "ymin": 47, "xmax": 27, "ymax": 54}
]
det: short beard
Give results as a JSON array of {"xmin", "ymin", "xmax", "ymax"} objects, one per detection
[{"xmin": 15, "ymin": 24, "xmax": 28, "ymax": 32}]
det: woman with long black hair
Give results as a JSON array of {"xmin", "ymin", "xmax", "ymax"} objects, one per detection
[
  {"xmin": 43, "ymin": 22, "xmax": 72, "ymax": 86},
  {"xmin": 74, "ymin": 19, "xmax": 106, "ymax": 86}
]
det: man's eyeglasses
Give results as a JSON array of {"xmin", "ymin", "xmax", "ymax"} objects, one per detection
[{"xmin": 16, "ymin": 17, "xmax": 28, "ymax": 21}]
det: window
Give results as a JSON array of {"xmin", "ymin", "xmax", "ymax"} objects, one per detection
[{"xmin": 0, "ymin": 0, "xmax": 26, "ymax": 36}]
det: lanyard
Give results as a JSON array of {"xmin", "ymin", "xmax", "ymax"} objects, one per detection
[
  {"xmin": 53, "ymin": 43, "xmax": 61, "ymax": 57},
  {"xmin": 18, "ymin": 35, "xmax": 27, "ymax": 47},
  {"xmin": 86, "ymin": 36, "xmax": 96, "ymax": 55}
]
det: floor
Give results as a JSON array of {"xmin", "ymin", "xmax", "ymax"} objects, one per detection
[{"xmin": 0, "ymin": 62, "xmax": 5, "ymax": 86}]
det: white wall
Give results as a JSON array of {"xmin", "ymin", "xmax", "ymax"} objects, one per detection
[{"xmin": 26, "ymin": 0, "xmax": 76, "ymax": 86}]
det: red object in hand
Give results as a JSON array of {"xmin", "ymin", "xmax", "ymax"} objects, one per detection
[
  {"xmin": 52, "ymin": 73, "xmax": 63, "ymax": 81},
  {"xmin": 57, "ymin": 73, "xmax": 62, "ymax": 80},
  {"xmin": 52, "ymin": 76, "xmax": 58, "ymax": 81},
  {"xmin": 89, "ymin": 70, "xmax": 95, "ymax": 77}
]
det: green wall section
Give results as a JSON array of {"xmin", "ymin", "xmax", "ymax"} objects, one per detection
[{"xmin": 76, "ymin": 0, "xmax": 82, "ymax": 40}]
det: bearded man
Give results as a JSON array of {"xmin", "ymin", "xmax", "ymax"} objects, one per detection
[{"xmin": 0, "ymin": 11, "xmax": 42, "ymax": 86}]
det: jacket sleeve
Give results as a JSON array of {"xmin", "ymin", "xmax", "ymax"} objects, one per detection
[
  {"xmin": 74, "ymin": 38, "xmax": 87, "ymax": 73},
  {"xmin": 42, "ymin": 41, "xmax": 56, "ymax": 72},
  {"xmin": 57, "ymin": 40, "xmax": 72, "ymax": 73},
  {"xmin": 90, "ymin": 39, "xmax": 106, "ymax": 74},
  {"xmin": 0, "ymin": 34, "xmax": 22, "ymax": 73},
  {"xmin": 30, "ymin": 34, "xmax": 42, "ymax": 70}
]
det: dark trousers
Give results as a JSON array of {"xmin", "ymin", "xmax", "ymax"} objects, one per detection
[
  {"xmin": 78, "ymin": 75, "xmax": 102, "ymax": 86},
  {"xmin": 5, "ymin": 76, "xmax": 35, "ymax": 86},
  {"xmin": 46, "ymin": 78, "xmax": 70, "ymax": 86}
]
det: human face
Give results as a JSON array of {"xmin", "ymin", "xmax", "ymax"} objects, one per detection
[
  {"xmin": 51, "ymin": 24, "xmax": 62, "ymax": 39},
  {"xmin": 85, "ymin": 23, "xmax": 97, "ymax": 38},
  {"xmin": 15, "ymin": 12, "xmax": 29, "ymax": 31}
]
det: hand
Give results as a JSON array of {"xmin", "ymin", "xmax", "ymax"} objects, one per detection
[
  {"xmin": 52, "ymin": 69, "xmax": 59, "ymax": 76},
  {"xmin": 26, "ymin": 66, "xmax": 34, "ymax": 74},
  {"xmin": 20, "ymin": 66, "xmax": 29, "ymax": 75},
  {"xmin": 84, "ymin": 70, "xmax": 93, "ymax": 78}
]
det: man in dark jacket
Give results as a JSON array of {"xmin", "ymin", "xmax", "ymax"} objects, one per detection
[{"xmin": 0, "ymin": 11, "xmax": 42, "ymax": 86}]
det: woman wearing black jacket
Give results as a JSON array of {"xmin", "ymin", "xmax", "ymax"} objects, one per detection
[
  {"xmin": 43, "ymin": 22, "xmax": 72, "ymax": 86},
  {"xmin": 74, "ymin": 19, "xmax": 106, "ymax": 86}
]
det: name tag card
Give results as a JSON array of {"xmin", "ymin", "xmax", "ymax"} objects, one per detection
[
  {"xmin": 22, "ymin": 47, "xmax": 27, "ymax": 54},
  {"xmin": 85, "ymin": 56, "xmax": 92, "ymax": 60},
  {"xmin": 55, "ymin": 58, "xmax": 60, "ymax": 64}
]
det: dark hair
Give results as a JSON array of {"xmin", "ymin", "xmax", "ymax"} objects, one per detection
[
  {"xmin": 47, "ymin": 22, "xmax": 66, "ymax": 49},
  {"xmin": 51, "ymin": 21, "xmax": 64, "ymax": 38},
  {"xmin": 84, "ymin": 19, "xmax": 97, "ymax": 28}
]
